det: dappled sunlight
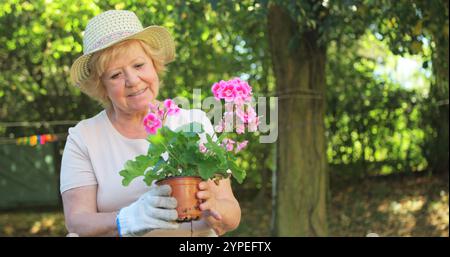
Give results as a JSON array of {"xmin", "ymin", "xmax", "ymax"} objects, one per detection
[
  {"xmin": 30, "ymin": 216, "xmax": 57, "ymax": 235},
  {"xmin": 330, "ymin": 174, "xmax": 449, "ymax": 236},
  {"xmin": 2, "ymin": 224, "xmax": 15, "ymax": 236},
  {"xmin": 377, "ymin": 196, "xmax": 426, "ymax": 236},
  {"xmin": 377, "ymin": 196, "xmax": 426, "ymax": 214},
  {"xmin": 0, "ymin": 212, "xmax": 66, "ymax": 237},
  {"xmin": 427, "ymin": 191, "xmax": 449, "ymax": 236}
]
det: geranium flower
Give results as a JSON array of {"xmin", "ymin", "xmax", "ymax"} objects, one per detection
[
  {"xmin": 234, "ymin": 78, "xmax": 251, "ymax": 102},
  {"xmin": 220, "ymin": 84, "xmax": 237, "ymax": 102},
  {"xmin": 236, "ymin": 105, "xmax": 257, "ymax": 124},
  {"xmin": 221, "ymin": 138, "xmax": 235, "ymax": 152},
  {"xmin": 215, "ymin": 120, "xmax": 224, "ymax": 133},
  {"xmin": 143, "ymin": 113, "xmax": 162, "ymax": 134},
  {"xmin": 235, "ymin": 140, "xmax": 248, "ymax": 153},
  {"xmin": 164, "ymin": 99, "xmax": 180, "ymax": 116},
  {"xmin": 211, "ymin": 81, "xmax": 224, "ymax": 101},
  {"xmin": 199, "ymin": 143, "xmax": 208, "ymax": 154}
]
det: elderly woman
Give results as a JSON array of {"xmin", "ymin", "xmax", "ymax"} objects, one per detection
[{"xmin": 61, "ymin": 10, "xmax": 241, "ymax": 237}]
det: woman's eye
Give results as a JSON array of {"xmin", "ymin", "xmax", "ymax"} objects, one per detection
[
  {"xmin": 110, "ymin": 73, "xmax": 121, "ymax": 79},
  {"xmin": 135, "ymin": 63, "xmax": 145, "ymax": 68}
]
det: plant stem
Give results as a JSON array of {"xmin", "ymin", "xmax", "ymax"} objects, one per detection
[{"xmin": 160, "ymin": 131, "xmax": 187, "ymax": 171}]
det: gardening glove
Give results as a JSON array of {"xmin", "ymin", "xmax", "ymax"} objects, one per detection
[{"xmin": 116, "ymin": 184, "xmax": 179, "ymax": 237}]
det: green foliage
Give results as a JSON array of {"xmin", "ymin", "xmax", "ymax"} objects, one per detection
[
  {"xmin": 326, "ymin": 31, "xmax": 430, "ymax": 175},
  {"xmin": 120, "ymin": 155, "xmax": 156, "ymax": 186},
  {"xmin": 0, "ymin": 0, "xmax": 102, "ymax": 137},
  {"xmin": 119, "ymin": 122, "xmax": 246, "ymax": 186},
  {"xmin": 371, "ymin": 0, "xmax": 448, "ymax": 57}
]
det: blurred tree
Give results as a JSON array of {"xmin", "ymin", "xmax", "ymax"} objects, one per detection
[
  {"xmin": 372, "ymin": 0, "xmax": 449, "ymax": 174},
  {"xmin": 326, "ymin": 31, "xmax": 429, "ymax": 177},
  {"xmin": 266, "ymin": 0, "xmax": 382, "ymax": 236},
  {"xmin": 267, "ymin": 0, "xmax": 448, "ymax": 236},
  {"xmin": 267, "ymin": 3, "xmax": 328, "ymax": 236}
]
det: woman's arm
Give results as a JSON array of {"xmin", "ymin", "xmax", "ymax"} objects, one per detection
[
  {"xmin": 62, "ymin": 185, "xmax": 119, "ymax": 236},
  {"xmin": 196, "ymin": 178, "xmax": 241, "ymax": 235}
]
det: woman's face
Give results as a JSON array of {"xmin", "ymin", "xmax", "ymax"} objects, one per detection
[{"xmin": 101, "ymin": 41, "xmax": 159, "ymax": 115}]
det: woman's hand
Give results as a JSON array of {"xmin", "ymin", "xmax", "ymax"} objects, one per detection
[
  {"xmin": 196, "ymin": 178, "xmax": 241, "ymax": 235},
  {"xmin": 117, "ymin": 184, "xmax": 179, "ymax": 236}
]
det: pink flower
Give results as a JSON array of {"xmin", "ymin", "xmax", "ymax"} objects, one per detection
[
  {"xmin": 164, "ymin": 99, "xmax": 180, "ymax": 116},
  {"xmin": 143, "ymin": 113, "xmax": 162, "ymax": 134},
  {"xmin": 235, "ymin": 140, "xmax": 248, "ymax": 153},
  {"xmin": 157, "ymin": 109, "xmax": 165, "ymax": 120},
  {"xmin": 225, "ymin": 102, "xmax": 234, "ymax": 112},
  {"xmin": 236, "ymin": 123, "xmax": 245, "ymax": 134},
  {"xmin": 211, "ymin": 82, "xmax": 224, "ymax": 101},
  {"xmin": 221, "ymin": 138, "xmax": 235, "ymax": 152},
  {"xmin": 220, "ymin": 84, "xmax": 237, "ymax": 102},
  {"xmin": 248, "ymin": 116, "xmax": 260, "ymax": 132},
  {"xmin": 236, "ymin": 105, "xmax": 257, "ymax": 124},
  {"xmin": 234, "ymin": 96, "xmax": 246, "ymax": 106},
  {"xmin": 234, "ymin": 80, "xmax": 251, "ymax": 102},
  {"xmin": 215, "ymin": 120, "xmax": 224, "ymax": 133},
  {"xmin": 247, "ymin": 108, "xmax": 258, "ymax": 123},
  {"xmin": 149, "ymin": 102, "xmax": 160, "ymax": 112},
  {"xmin": 223, "ymin": 112, "xmax": 234, "ymax": 132},
  {"xmin": 199, "ymin": 143, "xmax": 208, "ymax": 154},
  {"xmin": 149, "ymin": 102, "xmax": 165, "ymax": 119}
]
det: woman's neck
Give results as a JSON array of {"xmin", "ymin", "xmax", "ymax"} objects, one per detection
[{"xmin": 106, "ymin": 107, "xmax": 148, "ymax": 139}]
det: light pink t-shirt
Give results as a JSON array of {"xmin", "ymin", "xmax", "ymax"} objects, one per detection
[{"xmin": 60, "ymin": 109, "xmax": 217, "ymax": 236}]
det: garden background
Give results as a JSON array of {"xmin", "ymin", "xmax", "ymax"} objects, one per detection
[{"xmin": 0, "ymin": 0, "xmax": 448, "ymax": 236}]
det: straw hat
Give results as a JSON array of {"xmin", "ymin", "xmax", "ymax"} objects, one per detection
[{"xmin": 70, "ymin": 10, "xmax": 175, "ymax": 86}]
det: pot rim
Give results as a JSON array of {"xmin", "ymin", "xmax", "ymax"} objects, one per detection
[{"xmin": 156, "ymin": 175, "xmax": 203, "ymax": 184}]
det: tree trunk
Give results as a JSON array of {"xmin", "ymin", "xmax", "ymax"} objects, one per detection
[
  {"xmin": 429, "ymin": 13, "xmax": 449, "ymax": 174},
  {"xmin": 268, "ymin": 4, "xmax": 328, "ymax": 236}
]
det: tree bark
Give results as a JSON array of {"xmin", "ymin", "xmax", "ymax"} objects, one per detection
[
  {"xmin": 428, "ymin": 1, "xmax": 449, "ymax": 174},
  {"xmin": 268, "ymin": 4, "xmax": 328, "ymax": 236},
  {"xmin": 432, "ymin": 34, "xmax": 449, "ymax": 174}
]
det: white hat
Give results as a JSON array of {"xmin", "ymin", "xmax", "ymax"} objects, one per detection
[{"xmin": 70, "ymin": 10, "xmax": 175, "ymax": 86}]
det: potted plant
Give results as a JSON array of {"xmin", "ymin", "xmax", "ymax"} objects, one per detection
[{"xmin": 119, "ymin": 78, "xmax": 260, "ymax": 222}]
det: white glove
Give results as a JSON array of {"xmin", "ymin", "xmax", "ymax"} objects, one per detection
[{"xmin": 117, "ymin": 184, "xmax": 179, "ymax": 237}]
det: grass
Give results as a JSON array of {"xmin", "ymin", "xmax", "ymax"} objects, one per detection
[{"xmin": 0, "ymin": 172, "xmax": 448, "ymax": 237}]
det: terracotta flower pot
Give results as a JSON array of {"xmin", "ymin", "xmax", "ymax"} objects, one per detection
[{"xmin": 156, "ymin": 176, "xmax": 202, "ymax": 222}]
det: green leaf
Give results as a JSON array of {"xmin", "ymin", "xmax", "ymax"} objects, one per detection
[
  {"xmin": 143, "ymin": 171, "xmax": 161, "ymax": 186},
  {"xmin": 144, "ymin": 158, "xmax": 165, "ymax": 186},
  {"xmin": 217, "ymin": 133, "xmax": 227, "ymax": 143},
  {"xmin": 147, "ymin": 129, "xmax": 166, "ymax": 146},
  {"xmin": 147, "ymin": 141, "xmax": 165, "ymax": 156},
  {"xmin": 150, "ymin": 157, "xmax": 166, "ymax": 175},
  {"xmin": 205, "ymin": 134, "xmax": 227, "ymax": 164},
  {"xmin": 180, "ymin": 150, "xmax": 196, "ymax": 164},
  {"xmin": 228, "ymin": 161, "xmax": 246, "ymax": 184},
  {"xmin": 119, "ymin": 155, "xmax": 154, "ymax": 186},
  {"xmin": 161, "ymin": 126, "xmax": 177, "ymax": 139},
  {"xmin": 198, "ymin": 158, "xmax": 219, "ymax": 180}
]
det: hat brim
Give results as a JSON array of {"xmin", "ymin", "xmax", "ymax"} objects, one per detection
[{"xmin": 70, "ymin": 25, "xmax": 175, "ymax": 86}]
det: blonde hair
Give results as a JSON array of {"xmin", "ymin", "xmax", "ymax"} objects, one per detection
[{"xmin": 78, "ymin": 39, "xmax": 167, "ymax": 108}]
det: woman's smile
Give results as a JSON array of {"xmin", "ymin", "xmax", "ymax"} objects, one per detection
[{"xmin": 127, "ymin": 87, "xmax": 148, "ymax": 97}]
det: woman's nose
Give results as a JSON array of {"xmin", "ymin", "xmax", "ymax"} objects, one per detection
[{"xmin": 124, "ymin": 70, "xmax": 140, "ymax": 87}]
